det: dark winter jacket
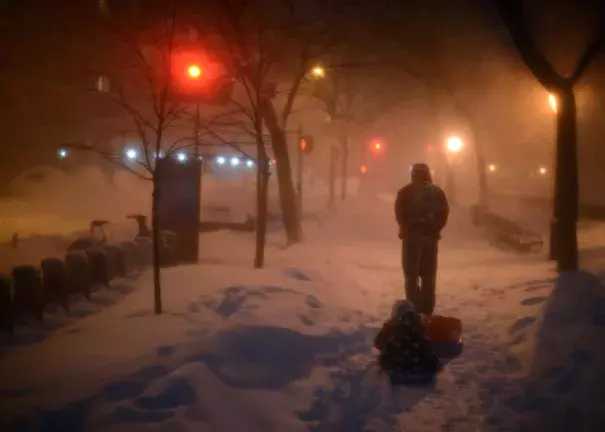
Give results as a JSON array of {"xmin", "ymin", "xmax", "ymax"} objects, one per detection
[{"xmin": 394, "ymin": 182, "xmax": 449, "ymax": 239}]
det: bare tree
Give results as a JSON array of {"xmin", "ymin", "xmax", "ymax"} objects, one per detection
[
  {"xmin": 68, "ymin": 2, "xmax": 233, "ymax": 313},
  {"xmin": 495, "ymin": 0, "xmax": 605, "ymax": 271},
  {"xmin": 309, "ymin": 68, "xmax": 408, "ymax": 203},
  {"xmin": 363, "ymin": 0, "xmax": 496, "ymax": 207},
  {"xmin": 209, "ymin": 0, "xmax": 356, "ymax": 245}
]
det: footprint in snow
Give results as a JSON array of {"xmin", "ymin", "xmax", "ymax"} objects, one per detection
[
  {"xmin": 305, "ymin": 295, "xmax": 322, "ymax": 309},
  {"xmin": 524, "ymin": 284, "xmax": 551, "ymax": 293},
  {"xmin": 509, "ymin": 316, "xmax": 537, "ymax": 335},
  {"xmin": 508, "ymin": 332, "xmax": 527, "ymax": 346},
  {"xmin": 299, "ymin": 315, "xmax": 316, "ymax": 326},
  {"xmin": 521, "ymin": 296, "xmax": 547, "ymax": 306}
]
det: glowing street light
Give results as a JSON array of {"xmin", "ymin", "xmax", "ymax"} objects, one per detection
[
  {"xmin": 216, "ymin": 156, "xmax": 226, "ymax": 165},
  {"xmin": 176, "ymin": 151, "xmax": 188, "ymax": 163},
  {"xmin": 538, "ymin": 166, "xmax": 548, "ymax": 176},
  {"xmin": 310, "ymin": 65, "xmax": 325, "ymax": 78},
  {"xmin": 230, "ymin": 156, "xmax": 240, "ymax": 167},
  {"xmin": 360, "ymin": 165, "xmax": 368, "ymax": 174},
  {"xmin": 246, "ymin": 159, "xmax": 254, "ymax": 168},
  {"xmin": 445, "ymin": 136, "xmax": 463, "ymax": 153},
  {"xmin": 125, "ymin": 148, "xmax": 138, "ymax": 160},
  {"xmin": 488, "ymin": 163, "xmax": 497, "ymax": 173},
  {"xmin": 187, "ymin": 64, "xmax": 202, "ymax": 79},
  {"xmin": 57, "ymin": 148, "xmax": 68, "ymax": 159},
  {"xmin": 548, "ymin": 93, "xmax": 557, "ymax": 113}
]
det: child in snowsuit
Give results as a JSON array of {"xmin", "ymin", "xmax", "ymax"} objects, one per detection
[{"xmin": 374, "ymin": 300, "xmax": 442, "ymax": 382}]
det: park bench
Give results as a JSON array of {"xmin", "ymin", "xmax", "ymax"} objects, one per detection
[{"xmin": 482, "ymin": 211, "xmax": 544, "ymax": 253}]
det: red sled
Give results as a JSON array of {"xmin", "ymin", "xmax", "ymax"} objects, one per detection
[{"xmin": 421, "ymin": 314, "xmax": 464, "ymax": 358}]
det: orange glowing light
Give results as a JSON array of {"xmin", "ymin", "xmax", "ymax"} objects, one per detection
[
  {"xmin": 360, "ymin": 165, "xmax": 368, "ymax": 174},
  {"xmin": 187, "ymin": 64, "xmax": 202, "ymax": 79},
  {"xmin": 369, "ymin": 139, "xmax": 385, "ymax": 156},
  {"xmin": 300, "ymin": 139, "xmax": 307, "ymax": 150}
]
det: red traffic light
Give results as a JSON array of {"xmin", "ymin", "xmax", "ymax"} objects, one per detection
[
  {"xmin": 187, "ymin": 64, "xmax": 203, "ymax": 79},
  {"xmin": 369, "ymin": 139, "xmax": 385, "ymax": 156}
]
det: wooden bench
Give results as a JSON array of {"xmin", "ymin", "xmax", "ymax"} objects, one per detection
[{"xmin": 482, "ymin": 211, "xmax": 544, "ymax": 253}]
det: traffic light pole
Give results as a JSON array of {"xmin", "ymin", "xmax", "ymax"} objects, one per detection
[
  {"xmin": 297, "ymin": 125, "xmax": 304, "ymax": 221},
  {"xmin": 194, "ymin": 103, "xmax": 200, "ymax": 157}
]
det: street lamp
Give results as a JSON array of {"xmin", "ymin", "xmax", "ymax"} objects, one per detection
[
  {"xmin": 548, "ymin": 93, "xmax": 557, "ymax": 113},
  {"xmin": 57, "ymin": 148, "xmax": 68, "ymax": 159},
  {"xmin": 538, "ymin": 166, "xmax": 548, "ymax": 176},
  {"xmin": 187, "ymin": 64, "xmax": 202, "ymax": 79},
  {"xmin": 176, "ymin": 151, "xmax": 188, "ymax": 163},
  {"xmin": 125, "ymin": 148, "xmax": 138, "ymax": 161},
  {"xmin": 310, "ymin": 65, "xmax": 325, "ymax": 78},
  {"xmin": 488, "ymin": 163, "xmax": 497, "ymax": 173},
  {"xmin": 216, "ymin": 156, "xmax": 226, "ymax": 165},
  {"xmin": 446, "ymin": 136, "xmax": 463, "ymax": 153},
  {"xmin": 230, "ymin": 156, "xmax": 240, "ymax": 167}
]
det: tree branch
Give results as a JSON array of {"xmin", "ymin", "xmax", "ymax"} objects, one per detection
[{"xmin": 495, "ymin": 0, "xmax": 566, "ymax": 90}]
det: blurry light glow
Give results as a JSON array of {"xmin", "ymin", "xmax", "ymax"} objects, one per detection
[
  {"xmin": 176, "ymin": 151, "xmax": 187, "ymax": 163},
  {"xmin": 230, "ymin": 157, "xmax": 240, "ymax": 167},
  {"xmin": 311, "ymin": 65, "xmax": 325, "ymax": 78},
  {"xmin": 548, "ymin": 93, "xmax": 557, "ymax": 113},
  {"xmin": 360, "ymin": 165, "xmax": 367, "ymax": 174},
  {"xmin": 246, "ymin": 159, "xmax": 254, "ymax": 168},
  {"xmin": 369, "ymin": 139, "xmax": 385, "ymax": 156},
  {"xmin": 57, "ymin": 148, "xmax": 68, "ymax": 159},
  {"xmin": 216, "ymin": 156, "xmax": 226, "ymax": 165},
  {"xmin": 271, "ymin": 158, "xmax": 276, "ymax": 165},
  {"xmin": 445, "ymin": 136, "xmax": 463, "ymax": 153},
  {"xmin": 488, "ymin": 164, "xmax": 497, "ymax": 172},
  {"xmin": 187, "ymin": 64, "xmax": 202, "ymax": 79},
  {"xmin": 125, "ymin": 148, "xmax": 138, "ymax": 160},
  {"xmin": 538, "ymin": 166, "xmax": 548, "ymax": 176}
]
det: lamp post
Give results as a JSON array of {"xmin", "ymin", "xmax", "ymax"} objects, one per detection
[{"xmin": 548, "ymin": 93, "xmax": 557, "ymax": 260}]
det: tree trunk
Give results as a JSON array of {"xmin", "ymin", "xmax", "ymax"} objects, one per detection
[
  {"xmin": 553, "ymin": 86, "xmax": 579, "ymax": 272},
  {"xmin": 339, "ymin": 133, "xmax": 348, "ymax": 201},
  {"xmin": 474, "ymin": 138, "xmax": 489, "ymax": 208},
  {"xmin": 259, "ymin": 99, "xmax": 302, "ymax": 244},
  {"xmin": 328, "ymin": 144, "xmax": 337, "ymax": 211},
  {"xmin": 254, "ymin": 152, "xmax": 269, "ymax": 269},
  {"xmin": 151, "ymin": 175, "xmax": 162, "ymax": 315}
]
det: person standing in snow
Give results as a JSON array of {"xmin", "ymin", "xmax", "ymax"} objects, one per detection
[{"xmin": 394, "ymin": 163, "xmax": 449, "ymax": 315}]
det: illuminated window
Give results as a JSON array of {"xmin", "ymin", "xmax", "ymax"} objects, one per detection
[{"xmin": 96, "ymin": 75, "xmax": 110, "ymax": 93}]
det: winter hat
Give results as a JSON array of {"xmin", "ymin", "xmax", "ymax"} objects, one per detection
[
  {"xmin": 390, "ymin": 299, "xmax": 416, "ymax": 320},
  {"xmin": 411, "ymin": 163, "xmax": 432, "ymax": 183}
]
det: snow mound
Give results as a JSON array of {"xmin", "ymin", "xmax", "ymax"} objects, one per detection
[{"xmin": 480, "ymin": 271, "xmax": 605, "ymax": 431}]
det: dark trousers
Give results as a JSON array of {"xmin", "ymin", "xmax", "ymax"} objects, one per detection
[{"xmin": 401, "ymin": 234, "xmax": 438, "ymax": 315}]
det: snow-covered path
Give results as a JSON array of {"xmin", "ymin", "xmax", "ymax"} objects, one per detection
[{"xmin": 1, "ymin": 196, "xmax": 604, "ymax": 431}]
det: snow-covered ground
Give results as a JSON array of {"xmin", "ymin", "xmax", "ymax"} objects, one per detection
[{"xmin": 1, "ymin": 193, "xmax": 605, "ymax": 431}]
